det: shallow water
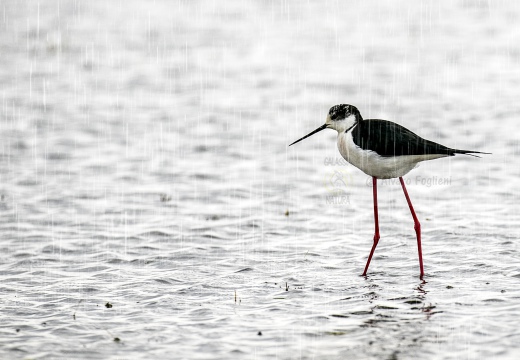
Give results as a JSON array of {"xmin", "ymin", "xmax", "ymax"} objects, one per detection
[{"xmin": 1, "ymin": 0, "xmax": 519, "ymax": 359}]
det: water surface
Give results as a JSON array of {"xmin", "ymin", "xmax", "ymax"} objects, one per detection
[{"xmin": 0, "ymin": 1, "xmax": 519, "ymax": 359}]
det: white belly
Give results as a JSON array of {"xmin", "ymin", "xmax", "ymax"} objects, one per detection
[{"xmin": 337, "ymin": 131, "xmax": 447, "ymax": 179}]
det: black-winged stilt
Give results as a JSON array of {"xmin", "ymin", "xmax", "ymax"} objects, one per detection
[{"xmin": 289, "ymin": 104, "xmax": 489, "ymax": 279}]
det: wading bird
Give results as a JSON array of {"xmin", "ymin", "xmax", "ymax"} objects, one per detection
[{"xmin": 289, "ymin": 104, "xmax": 488, "ymax": 279}]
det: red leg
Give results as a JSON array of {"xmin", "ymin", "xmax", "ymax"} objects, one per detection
[
  {"xmin": 363, "ymin": 177, "xmax": 380, "ymax": 276},
  {"xmin": 399, "ymin": 177, "xmax": 424, "ymax": 279}
]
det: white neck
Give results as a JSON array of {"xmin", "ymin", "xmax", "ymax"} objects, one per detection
[{"xmin": 327, "ymin": 114, "xmax": 358, "ymax": 134}]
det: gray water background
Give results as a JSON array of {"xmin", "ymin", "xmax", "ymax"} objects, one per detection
[{"xmin": 1, "ymin": 0, "xmax": 519, "ymax": 359}]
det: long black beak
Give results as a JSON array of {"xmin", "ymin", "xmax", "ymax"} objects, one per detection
[{"xmin": 289, "ymin": 124, "xmax": 328, "ymax": 146}]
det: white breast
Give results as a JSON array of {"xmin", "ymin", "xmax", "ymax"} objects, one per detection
[{"xmin": 337, "ymin": 129, "xmax": 447, "ymax": 179}]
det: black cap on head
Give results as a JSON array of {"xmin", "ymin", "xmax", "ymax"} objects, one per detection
[{"xmin": 328, "ymin": 104, "xmax": 361, "ymax": 121}]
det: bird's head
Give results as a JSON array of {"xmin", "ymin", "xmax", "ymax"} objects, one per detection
[{"xmin": 289, "ymin": 104, "xmax": 362, "ymax": 146}]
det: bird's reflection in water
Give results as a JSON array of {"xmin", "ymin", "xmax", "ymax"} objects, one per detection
[{"xmin": 355, "ymin": 277, "xmax": 442, "ymax": 357}]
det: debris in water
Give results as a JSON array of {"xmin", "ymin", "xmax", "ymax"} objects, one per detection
[
  {"xmin": 159, "ymin": 193, "xmax": 172, "ymax": 202},
  {"xmin": 73, "ymin": 299, "xmax": 84, "ymax": 320}
]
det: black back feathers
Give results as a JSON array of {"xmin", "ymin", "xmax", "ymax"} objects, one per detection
[{"xmin": 351, "ymin": 120, "xmax": 486, "ymax": 157}]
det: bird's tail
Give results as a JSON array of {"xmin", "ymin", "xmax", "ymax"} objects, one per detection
[{"xmin": 450, "ymin": 149, "xmax": 491, "ymax": 158}]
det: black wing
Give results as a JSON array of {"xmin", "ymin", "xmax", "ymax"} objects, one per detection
[{"xmin": 351, "ymin": 119, "xmax": 482, "ymax": 157}]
